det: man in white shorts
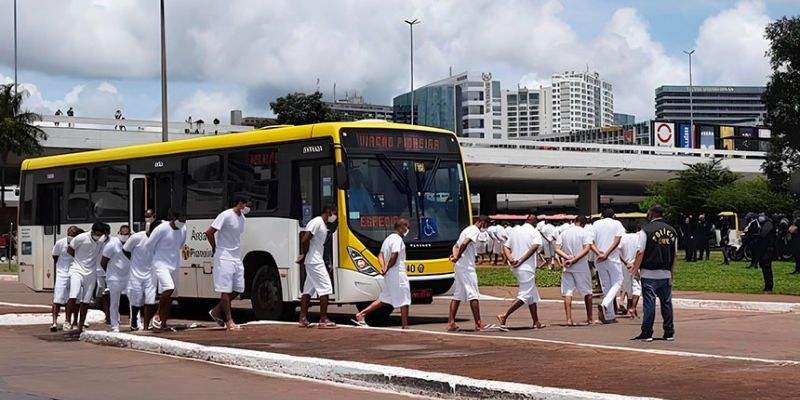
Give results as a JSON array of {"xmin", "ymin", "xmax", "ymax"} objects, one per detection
[
  {"xmin": 498, "ymin": 214, "xmax": 545, "ymax": 329},
  {"xmin": 66, "ymin": 222, "xmax": 108, "ymax": 334},
  {"xmin": 353, "ymin": 218, "xmax": 411, "ymax": 329},
  {"xmin": 619, "ymin": 228, "xmax": 643, "ymax": 318},
  {"xmin": 447, "ymin": 215, "xmax": 490, "ymax": 332},
  {"xmin": 148, "ymin": 209, "xmax": 187, "ymax": 331},
  {"xmin": 206, "ymin": 196, "xmax": 252, "ymax": 330},
  {"xmin": 100, "ymin": 225, "xmax": 131, "ymax": 332},
  {"xmin": 50, "ymin": 226, "xmax": 82, "ymax": 331},
  {"xmin": 95, "ymin": 223, "xmax": 112, "ymax": 325},
  {"xmin": 592, "ymin": 208, "xmax": 626, "ymax": 324},
  {"xmin": 124, "ymin": 220, "xmax": 159, "ymax": 331},
  {"xmin": 296, "ymin": 206, "xmax": 337, "ymax": 328},
  {"xmin": 556, "ymin": 215, "xmax": 595, "ymax": 325}
]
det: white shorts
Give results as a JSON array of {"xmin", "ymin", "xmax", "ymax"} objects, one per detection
[
  {"xmin": 543, "ymin": 241, "xmax": 555, "ymax": 258},
  {"xmin": 379, "ymin": 270, "xmax": 411, "ymax": 308},
  {"xmin": 623, "ymin": 269, "xmax": 642, "ymax": 297},
  {"xmin": 127, "ymin": 275, "xmax": 156, "ymax": 307},
  {"xmin": 452, "ymin": 267, "xmax": 480, "ymax": 302},
  {"xmin": 512, "ymin": 268, "xmax": 540, "ymax": 305},
  {"xmin": 154, "ymin": 267, "xmax": 179, "ymax": 295},
  {"xmin": 561, "ymin": 270, "xmax": 593, "ymax": 297},
  {"xmin": 53, "ymin": 274, "xmax": 70, "ymax": 304},
  {"xmin": 214, "ymin": 256, "xmax": 245, "ymax": 294},
  {"xmin": 303, "ymin": 263, "xmax": 333, "ymax": 297},
  {"xmin": 492, "ymin": 241, "xmax": 504, "ymax": 255},
  {"xmin": 69, "ymin": 271, "xmax": 97, "ymax": 304}
]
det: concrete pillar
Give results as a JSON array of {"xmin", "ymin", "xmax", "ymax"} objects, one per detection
[
  {"xmin": 478, "ymin": 189, "xmax": 497, "ymax": 216},
  {"xmin": 577, "ymin": 180, "xmax": 599, "ymax": 216}
]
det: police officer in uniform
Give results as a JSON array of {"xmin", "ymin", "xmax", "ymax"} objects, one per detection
[{"xmin": 754, "ymin": 213, "xmax": 775, "ymax": 292}]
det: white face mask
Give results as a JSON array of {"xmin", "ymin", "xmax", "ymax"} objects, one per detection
[
  {"xmin": 118, "ymin": 234, "xmax": 130, "ymax": 243},
  {"xmin": 402, "ymin": 228, "xmax": 409, "ymax": 237},
  {"xmin": 173, "ymin": 220, "xmax": 185, "ymax": 229},
  {"xmin": 241, "ymin": 206, "xmax": 251, "ymax": 215},
  {"xmin": 91, "ymin": 233, "xmax": 104, "ymax": 242},
  {"xmin": 327, "ymin": 215, "xmax": 337, "ymax": 223}
]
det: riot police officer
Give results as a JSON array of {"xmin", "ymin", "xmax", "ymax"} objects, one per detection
[{"xmin": 753, "ymin": 213, "xmax": 775, "ymax": 292}]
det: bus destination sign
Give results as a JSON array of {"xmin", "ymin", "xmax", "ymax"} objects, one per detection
[{"xmin": 342, "ymin": 129, "xmax": 458, "ymax": 153}]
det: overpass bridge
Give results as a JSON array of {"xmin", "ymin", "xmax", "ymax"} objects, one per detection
[{"xmin": 20, "ymin": 116, "xmax": 766, "ymax": 214}]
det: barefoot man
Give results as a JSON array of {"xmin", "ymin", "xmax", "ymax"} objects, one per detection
[
  {"xmin": 497, "ymin": 214, "xmax": 545, "ymax": 329},
  {"xmin": 592, "ymin": 208, "xmax": 626, "ymax": 324},
  {"xmin": 297, "ymin": 206, "xmax": 338, "ymax": 328},
  {"xmin": 353, "ymin": 218, "xmax": 411, "ymax": 329},
  {"xmin": 555, "ymin": 215, "xmax": 595, "ymax": 326},
  {"xmin": 51, "ymin": 226, "xmax": 82, "ymax": 331},
  {"xmin": 447, "ymin": 215, "xmax": 491, "ymax": 332}
]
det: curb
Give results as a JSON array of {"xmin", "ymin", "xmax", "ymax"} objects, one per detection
[
  {"xmin": 0, "ymin": 274, "xmax": 18, "ymax": 282},
  {"xmin": 81, "ymin": 331, "xmax": 661, "ymax": 400}
]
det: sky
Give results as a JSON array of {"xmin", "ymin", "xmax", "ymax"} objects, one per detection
[{"xmin": 0, "ymin": 0, "xmax": 796, "ymax": 124}]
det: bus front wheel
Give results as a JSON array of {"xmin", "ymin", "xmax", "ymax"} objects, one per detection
[{"xmin": 251, "ymin": 266, "xmax": 294, "ymax": 321}]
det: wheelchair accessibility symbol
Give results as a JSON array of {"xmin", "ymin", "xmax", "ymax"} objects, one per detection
[{"xmin": 421, "ymin": 217, "xmax": 438, "ymax": 239}]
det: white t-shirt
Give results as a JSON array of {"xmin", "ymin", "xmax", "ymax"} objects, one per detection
[
  {"xmin": 455, "ymin": 225, "xmax": 480, "ymax": 270},
  {"xmin": 124, "ymin": 231, "xmax": 152, "ymax": 280},
  {"xmin": 539, "ymin": 223, "xmax": 557, "ymax": 242},
  {"xmin": 380, "ymin": 233, "xmax": 406, "ymax": 273},
  {"xmin": 619, "ymin": 233, "xmax": 641, "ymax": 264},
  {"xmin": 488, "ymin": 225, "xmax": 509, "ymax": 243},
  {"xmin": 102, "ymin": 237, "xmax": 130, "ymax": 282},
  {"xmin": 52, "ymin": 237, "xmax": 74, "ymax": 277},
  {"xmin": 211, "ymin": 208, "xmax": 246, "ymax": 260},
  {"xmin": 592, "ymin": 218, "xmax": 626, "ymax": 261},
  {"xmin": 504, "ymin": 223, "xmax": 543, "ymax": 273},
  {"xmin": 96, "ymin": 240, "xmax": 110, "ymax": 276},
  {"xmin": 68, "ymin": 232, "xmax": 105, "ymax": 276},
  {"xmin": 557, "ymin": 225, "xmax": 594, "ymax": 273},
  {"xmin": 148, "ymin": 222, "xmax": 187, "ymax": 271},
  {"xmin": 305, "ymin": 216, "xmax": 329, "ymax": 266}
]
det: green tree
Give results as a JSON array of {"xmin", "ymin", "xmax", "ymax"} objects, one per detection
[
  {"xmin": 762, "ymin": 16, "xmax": 800, "ymax": 194},
  {"xmin": 0, "ymin": 84, "xmax": 47, "ymax": 207},
  {"xmin": 269, "ymin": 91, "xmax": 340, "ymax": 125},
  {"xmin": 706, "ymin": 177, "xmax": 794, "ymax": 214}
]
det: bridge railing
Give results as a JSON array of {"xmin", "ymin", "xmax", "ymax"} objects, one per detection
[
  {"xmin": 35, "ymin": 115, "xmax": 252, "ymax": 135},
  {"xmin": 458, "ymin": 138, "xmax": 766, "ymax": 160}
]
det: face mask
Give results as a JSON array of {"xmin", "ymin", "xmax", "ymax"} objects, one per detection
[
  {"xmin": 91, "ymin": 234, "xmax": 104, "ymax": 242},
  {"xmin": 118, "ymin": 234, "xmax": 130, "ymax": 243},
  {"xmin": 402, "ymin": 229, "xmax": 409, "ymax": 237},
  {"xmin": 328, "ymin": 215, "xmax": 337, "ymax": 223},
  {"xmin": 173, "ymin": 221, "xmax": 185, "ymax": 229},
  {"xmin": 242, "ymin": 206, "xmax": 251, "ymax": 215},
  {"xmin": 145, "ymin": 217, "xmax": 155, "ymax": 224}
]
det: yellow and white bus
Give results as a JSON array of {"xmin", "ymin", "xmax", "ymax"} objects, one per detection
[{"xmin": 17, "ymin": 121, "xmax": 471, "ymax": 320}]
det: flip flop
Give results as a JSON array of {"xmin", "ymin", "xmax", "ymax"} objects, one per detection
[
  {"xmin": 446, "ymin": 325, "xmax": 460, "ymax": 332},
  {"xmin": 496, "ymin": 315, "xmax": 508, "ymax": 329},
  {"xmin": 226, "ymin": 324, "xmax": 242, "ymax": 331},
  {"xmin": 298, "ymin": 319, "xmax": 312, "ymax": 328},
  {"xmin": 480, "ymin": 323, "xmax": 508, "ymax": 332},
  {"xmin": 208, "ymin": 310, "xmax": 225, "ymax": 327},
  {"xmin": 350, "ymin": 318, "xmax": 369, "ymax": 327},
  {"xmin": 317, "ymin": 322, "xmax": 338, "ymax": 329}
]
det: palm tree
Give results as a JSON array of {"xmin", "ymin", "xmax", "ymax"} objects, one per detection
[{"xmin": 0, "ymin": 84, "xmax": 48, "ymax": 207}]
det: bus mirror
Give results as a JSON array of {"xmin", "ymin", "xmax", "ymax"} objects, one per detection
[{"xmin": 336, "ymin": 162, "xmax": 350, "ymax": 190}]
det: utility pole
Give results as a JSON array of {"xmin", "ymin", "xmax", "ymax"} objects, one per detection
[
  {"xmin": 160, "ymin": 0, "xmax": 169, "ymax": 142},
  {"xmin": 404, "ymin": 19, "xmax": 420, "ymax": 125},
  {"xmin": 13, "ymin": 0, "xmax": 18, "ymax": 96},
  {"xmin": 684, "ymin": 49, "xmax": 695, "ymax": 145}
]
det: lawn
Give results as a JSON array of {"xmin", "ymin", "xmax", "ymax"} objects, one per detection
[
  {"xmin": 0, "ymin": 262, "xmax": 17, "ymax": 274},
  {"xmin": 477, "ymin": 253, "xmax": 800, "ymax": 296}
]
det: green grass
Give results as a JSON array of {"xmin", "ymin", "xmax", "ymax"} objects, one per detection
[
  {"xmin": 0, "ymin": 262, "xmax": 17, "ymax": 274},
  {"xmin": 477, "ymin": 253, "xmax": 800, "ymax": 296}
]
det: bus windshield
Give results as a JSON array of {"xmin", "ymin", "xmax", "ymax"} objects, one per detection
[{"xmin": 345, "ymin": 156, "xmax": 468, "ymax": 245}]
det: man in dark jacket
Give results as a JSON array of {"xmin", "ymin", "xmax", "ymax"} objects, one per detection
[
  {"xmin": 630, "ymin": 205, "xmax": 677, "ymax": 342},
  {"xmin": 754, "ymin": 214, "xmax": 775, "ymax": 292},
  {"xmin": 790, "ymin": 211, "xmax": 800, "ymax": 274}
]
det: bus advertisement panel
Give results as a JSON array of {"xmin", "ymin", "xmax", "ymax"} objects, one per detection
[
  {"xmin": 700, "ymin": 126, "xmax": 715, "ymax": 150},
  {"xmin": 720, "ymin": 126, "xmax": 735, "ymax": 150},
  {"xmin": 678, "ymin": 123, "xmax": 693, "ymax": 148}
]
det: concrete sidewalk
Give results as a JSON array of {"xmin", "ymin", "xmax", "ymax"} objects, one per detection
[{"xmin": 480, "ymin": 285, "xmax": 800, "ymax": 303}]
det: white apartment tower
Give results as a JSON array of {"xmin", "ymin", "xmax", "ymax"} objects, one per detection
[
  {"xmin": 502, "ymin": 86, "xmax": 552, "ymax": 139},
  {"xmin": 551, "ymin": 71, "xmax": 613, "ymax": 134}
]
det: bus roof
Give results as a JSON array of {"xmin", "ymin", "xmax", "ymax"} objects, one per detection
[{"xmin": 22, "ymin": 121, "xmax": 452, "ymax": 171}]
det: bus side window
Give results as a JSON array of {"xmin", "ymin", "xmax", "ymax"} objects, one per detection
[
  {"xmin": 67, "ymin": 168, "xmax": 91, "ymax": 220},
  {"xmin": 184, "ymin": 155, "xmax": 224, "ymax": 217}
]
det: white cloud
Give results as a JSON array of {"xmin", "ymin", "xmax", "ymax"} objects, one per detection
[
  {"xmin": 170, "ymin": 90, "xmax": 247, "ymax": 124},
  {"xmin": 1, "ymin": 74, "xmax": 124, "ymax": 117}
]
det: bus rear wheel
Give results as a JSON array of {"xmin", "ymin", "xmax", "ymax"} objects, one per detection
[
  {"xmin": 355, "ymin": 302, "xmax": 394, "ymax": 327},
  {"xmin": 251, "ymin": 265, "xmax": 294, "ymax": 321}
]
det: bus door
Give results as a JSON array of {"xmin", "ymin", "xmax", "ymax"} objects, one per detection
[
  {"xmin": 35, "ymin": 183, "xmax": 63, "ymax": 289},
  {"xmin": 129, "ymin": 175, "xmax": 152, "ymax": 233},
  {"xmin": 295, "ymin": 161, "xmax": 338, "ymax": 299}
]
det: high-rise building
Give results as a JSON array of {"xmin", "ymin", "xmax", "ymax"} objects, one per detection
[
  {"xmin": 325, "ymin": 94, "xmax": 393, "ymax": 121},
  {"xmin": 613, "ymin": 113, "xmax": 636, "ymax": 125},
  {"xmin": 393, "ymin": 71, "xmax": 503, "ymax": 139},
  {"xmin": 655, "ymin": 85, "xmax": 766, "ymax": 125},
  {"xmin": 551, "ymin": 71, "xmax": 614, "ymax": 134},
  {"xmin": 502, "ymin": 86, "xmax": 552, "ymax": 139}
]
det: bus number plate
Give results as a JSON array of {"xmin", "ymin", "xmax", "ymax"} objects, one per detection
[{"xmin": 411, "ymin": 288, "xmax": 433, "ymax": 303}]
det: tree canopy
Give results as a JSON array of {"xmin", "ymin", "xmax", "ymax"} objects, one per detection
[{"xmin": 269, "ymin": 91, "xmax": 340, "ymax": 125}]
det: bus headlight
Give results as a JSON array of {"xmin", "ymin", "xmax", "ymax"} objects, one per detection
[{"xmin": 347, "ymin": 247, "xmax": 380, "ymax": 276}]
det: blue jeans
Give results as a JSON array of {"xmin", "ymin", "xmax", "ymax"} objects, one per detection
[{"xmin": 641, "ymin": 278, "xmax": 674, "ymax": 338}]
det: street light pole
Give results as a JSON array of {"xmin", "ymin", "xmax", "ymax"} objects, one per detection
[
  {"xmin": 404, "ymin": 19, "xmax": 420, "ymax": 125},
  {"xmin": 160, "ymin": 0, "xmax": 169, "ymax": 142},
  {"xmin": 684, "ymin": 49, "xmax": 695, "ymax": 145},
  {"xmin": 13, "ymin": 0, "xmax": 18, "ymax": 96}
]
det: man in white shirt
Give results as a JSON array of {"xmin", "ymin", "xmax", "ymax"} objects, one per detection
[
  {"xmin": 592, "ymin": 209, "xmax": 627, "ymax": 323},
  {"xmin": 619, "ymin": 228, "xmax": 643, "ymax": 318},
  {"xmin": 96, "ymin": 223, "xmax": 112, "ymax": 325},
  {"xmin": 206, "ymin": 196, "xmax": 252, "ymax": 330},
  {"xmin": 148, "ymin": 210, "xmax": 187, "ymax": 331},
  {"xmin": 65, "ymin": 222, "xmax": 109, "ymax": 334},
  {"xmin": 556, "ymin": 216, "xmax": 595, "ymax": 325},
  {"xmin": 447, "ymin": 215, "xmax": 491, "ymax": 332},
  {"xmin": 100, "ymin": 225, "xmax": 132, "ymax": 332},
  {"xmin": 353, "ymin": 218, "xmax": 411, "ymax": 329},
  {"xmin": 296, "ymin": 206, "xmax": 337, "ymax": 328},
  {"xmin": 498, "ymin": 214, "xmax": 545, "ymax": 329},
  {"xmin": 50, "ymin": 226, "xmax": 82, "ymax": 332},
  {"xmin": 124, "ymin": 220, "xmax": 160, "ymax": 331},
  {"xmin": 537, "ymin": 220, "xmax": 557, "ymax": 269}
]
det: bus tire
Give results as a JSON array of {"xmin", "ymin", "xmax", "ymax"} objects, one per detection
[
  {"xmin": 251, "ymin": 265, "xmax": 294, "ymax": 321},
  {"xmin": 355, "ymin": 302, "xmax": 393, "ymax": 327}
]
